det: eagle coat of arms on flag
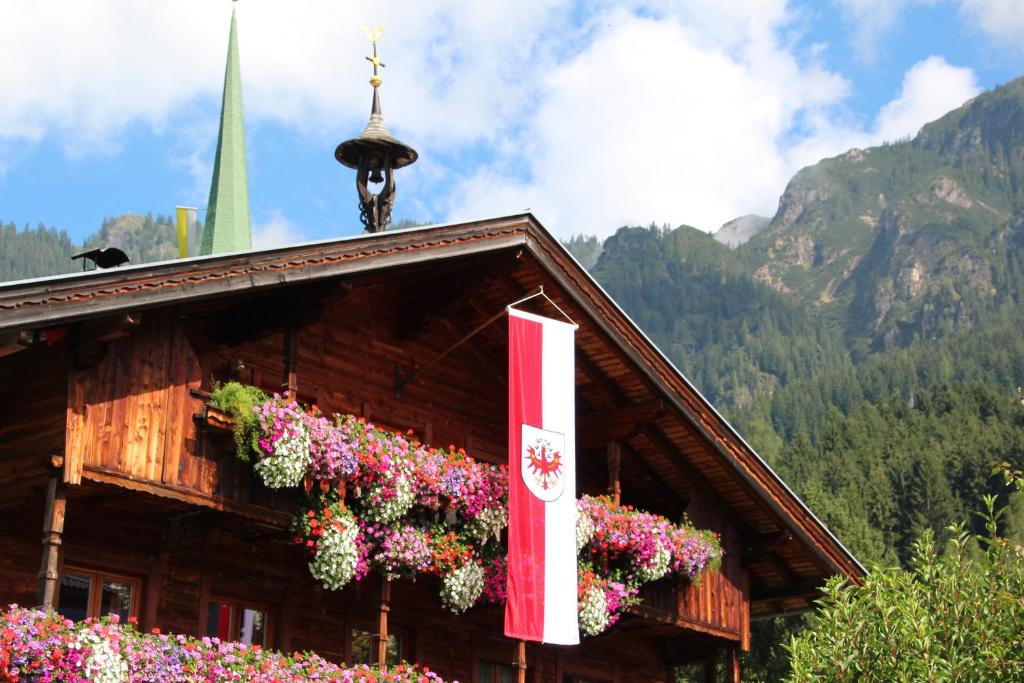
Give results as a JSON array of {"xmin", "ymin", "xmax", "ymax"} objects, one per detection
[{"xmin": 521, "ymin": 424, "xmax": 566, "ymax": 502}]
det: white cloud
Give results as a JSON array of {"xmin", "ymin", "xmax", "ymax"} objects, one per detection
[
  {"xmin": 0, "ymin": 0, "xmax": 572, "ymax": 153},
  {"xmin": 0, "ymin": 1, "xmax": 991, "ymax": 239},
  {"xmin": 252, "ymin": 209, "xmax": 308, "ymax": 249},
  {"xmin": 449, "ymin": 10, "xmax": 981, "ymax": 237},
  {"xmin": 781, "ymin": 55, "xmax": 979, "ymax": 178},
  {"xmin": 873, "ymin": 56, "xmax": 980, "ymax": 141},
  {"xmin": 959, "ymin": 0, "xmax": 1024, "ymax": 46}
]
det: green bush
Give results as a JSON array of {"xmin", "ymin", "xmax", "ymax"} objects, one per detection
[
  {"xmin": 786, "ymin": 496, "xmax": 1024, "ymax": 681},
  {"xmin": 208, "ymin": 381, "xmax": 268, "ymax": 461}
]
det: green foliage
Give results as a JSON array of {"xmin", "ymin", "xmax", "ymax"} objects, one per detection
[
  {"xmin": 591, "ymin": 224, "xmax": 847, "ymax": 410},
  {"xmin": 208, "ymin": 381, "xmax": 269, "ymax": 461},
  {"xmin": 786, "ymin": 498, "xmax": 1024, "ymax": 682},
  {"xmin": 0, "ymin": 213, "xmax": 180, "ymax": 284},
  {"xmin": 82, "ymin": 213, "xmax": 179, "ymax": 264},
  {"xmin": 562, "ymin": 233, "xmax": 604, "ymax": 270},
  {"xmin": 0, "ymin": 221, "xmax": 79, "ymax": 281}
]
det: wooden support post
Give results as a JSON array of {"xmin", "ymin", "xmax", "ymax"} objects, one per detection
[
  {"xmin": 377, "ymin": 579, "xmax": 391, "ymax": 668},
  {"xmin": 38, "ymin": 456, "xmax": 67, "ymax": 609},
  {"xmin": 283, "ymin": 324, "xmax": 298, "ymax": 394},
  {"xmin": 727, "ymin": 645, "xmax": 741, "ymax": 683},
  {"xmin": 607, "ymin": 440, "xmax": 622, "ymax": 505},
  {"xmin": 514, "ymin": 640, "xmax": 527, "ymax": 683}
]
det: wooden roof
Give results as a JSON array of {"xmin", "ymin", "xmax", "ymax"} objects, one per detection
[{"xmin": 0, "ymin": 213, "xmax": 865, "ymax": 614}]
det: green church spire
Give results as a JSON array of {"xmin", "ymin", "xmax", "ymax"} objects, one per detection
[{"xmin": 200, "ymin": 7, "xmax": 252, "ymax": 255}]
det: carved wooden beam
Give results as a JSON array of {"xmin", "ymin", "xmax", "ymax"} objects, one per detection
[
  {"xmin": 377, "ymin": 580, "xmax": 391, "ymax": 666},
  {"xmin": 607, "ymin": 441, "xmax": 622, "ymax": 505},
  {"xmin": 727, "ymin": 645, "xmax": 741, "ymax": 683},
  {"xmin": 620, "ymin": 442, "xmax": 688, "ymax": 517},
  {"xmin": 763, "ymin": 549, "xmax": 804, "ymax": 586},
  {"xmin": 72, "ymin": 312, "xmax": 141, "ymax": 368},
  {"xmin": 637, "ymin": 424, "xmax": 753, "ymax": 536},
  {"xmin": 577, "ymin": 399, "xmax": 665, "ymax": 449},
  {"xmin": 37, "ymin": 455, "xmax": 66, "ymax": 609},
  {"xmin": 749, "ymin": 583, "xmax": 822, "ymax": 603},
  {"xmin": 0, "ymin": 329, "xmax": 36, "ymax": 358},
  {"xmin": 576, "ymin": 352, "xmax": 629, "ymax": 405},
  {"xmin": 741, "ymin": 531, "xmax": 794, "ymax": 563},
  {"xmin": 282, "ymin": 324, "xmax": 298, "ymax": 394}
]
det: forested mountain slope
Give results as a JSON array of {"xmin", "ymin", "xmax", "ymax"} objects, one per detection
[
  {"xmin": 0, "ymin": 213, "xmax": 180, "ymax": 282},
  {"xmin": 565, "ymin": 77, "xmax": 1024, "ymax": 574}
]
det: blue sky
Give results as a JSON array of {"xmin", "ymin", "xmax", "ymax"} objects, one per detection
[{"xmin": 1, "ymin": 0, "xmax": 1023, "ymax": 247}]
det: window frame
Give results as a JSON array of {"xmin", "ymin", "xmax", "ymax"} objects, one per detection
[
  {"xmin": 205, "ymin": 596, "xmax": 274, "ymax": 647},
  {"xmin": 347, "ymin": 620, "xmax": 410, "ymax": 667},
  {"xmin": 57, "ymin": 565, "xmax": 142, "ymax": 622}
]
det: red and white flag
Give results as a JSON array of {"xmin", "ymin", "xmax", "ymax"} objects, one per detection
[{"xmin": 505, "ymin": 308, "xmax": 579, "ymax": 645}]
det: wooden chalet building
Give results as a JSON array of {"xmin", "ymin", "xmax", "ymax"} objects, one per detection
[{"xmin": 0, "ymin": 214, "xmax": 864, "ymax": 682}]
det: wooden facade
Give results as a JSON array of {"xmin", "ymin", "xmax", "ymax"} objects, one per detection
[{"xmin": 0, "ymin": 215, "xmax": 863, "ymax": 681}]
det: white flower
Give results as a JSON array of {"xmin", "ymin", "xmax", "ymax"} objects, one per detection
[
  {"xmin": 575, "ymin": 508, "xmax": 595, "ymax": 554},
  {"xmin": 254, "ymin": 427, "xmax": 311, "ymax": 489},
  {"xmin": 361, "ymin": 469, "xmax": 415, "ymax": 524},
  {"xmin": 309, "ymin": 513, "xmax": 362, "ymax": 591},
  {"xmin": 440, "ymin": 561, "xmax": 485, "ymax": 613},
  {"xmin": 465, "ymin": 505, "xmax": 507, "ymax": 544},
  {"xmin": 633, "ymin": 539, "xmax": 671, "ymax": 583},
  {"xmin": 578, "ymin": 585, "xmax": 609, "ymax": 637},
  {"xmin": 74, "ymin": 630, "xmax": 127, "ymax": 683}
]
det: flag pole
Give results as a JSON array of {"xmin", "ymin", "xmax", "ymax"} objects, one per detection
[{"xmin": 515, "ymin": 640, "xmax": 527, "ymax": 683}]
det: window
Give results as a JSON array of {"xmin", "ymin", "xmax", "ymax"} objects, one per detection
[
  {"xmin": 205, "ymin": 600, "xmax": 269, "ymax": 646},
  {"xmin": 350, "ymin": 627, "xmax": 402, "ymax": 666},
  {"xmin": 479, "ymin": 660, "xmax": 517, "ymax": 683},
  {"xmin": 57, "ymin": 568, "xmax": 139, "ymax": 622}
]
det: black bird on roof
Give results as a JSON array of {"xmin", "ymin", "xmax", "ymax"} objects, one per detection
[{"xmin": 71, "ymin": 247, "xmax": 130, "ymax": 271}]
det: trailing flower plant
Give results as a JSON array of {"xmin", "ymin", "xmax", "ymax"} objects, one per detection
[
  {"xmin": 252, "ymin": 393, "xmax": 311, "ymax": 489},
  {"xmin": 209, "ymin": 384, "xmax": 723, "ymax": 637},
  {"xmin": 0, "ymin": 606, "xmax": 451, "ymax": 682}
]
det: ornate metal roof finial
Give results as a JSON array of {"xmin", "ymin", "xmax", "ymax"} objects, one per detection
[{"xmin": 335, "ymin": 25, "xmax": 418, "ymax": 233}]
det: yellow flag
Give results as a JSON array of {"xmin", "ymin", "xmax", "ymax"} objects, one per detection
[{"xmin": 176, "ymin": 206, "xmax": 197, "ymax": 258}]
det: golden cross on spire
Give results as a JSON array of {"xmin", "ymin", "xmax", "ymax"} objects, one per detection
[{"xmin": 361, "ymin": 25, "xmax": 385, "ymax": 87}]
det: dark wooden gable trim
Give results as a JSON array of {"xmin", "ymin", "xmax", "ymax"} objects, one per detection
[{"xmin": 0, "ymin": 217, "xmax": 531, "ymax": 332}]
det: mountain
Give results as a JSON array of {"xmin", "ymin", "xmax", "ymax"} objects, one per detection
[
  {"xmin": 83, "ymin": 214, "xmax": 180, "ymax": 264},
  {"xmin": 744, "ymin": 77, "xmax": 1024, "ymax": 355},
  {"xmin": 588, "ymin": 224, "xmax": 846, "ymax": 410},
  {"xmin": 714, "ymin": 214, "xmax": 770, "ymax": 247}
]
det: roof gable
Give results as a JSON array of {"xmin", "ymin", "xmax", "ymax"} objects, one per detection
[{"xmin": 0, "ymin": 213, "xmax": 865, "ymax": 606}]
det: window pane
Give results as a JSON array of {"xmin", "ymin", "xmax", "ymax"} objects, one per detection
[
  {"xmin": 480, "ymin": 661, "xmax": 516, "ymax": 683},
  {"xmin": 385, "ymin": 633, "xmax": 401, "ymax": 666},
  {"xmin": 239, "ymin": 608, "xmax": 267, "ymax": 646},
  {"xmin": 99, "ymin": 579, "xmax": 134, "ymax": 622},
  {"xmin": 57, "ymin": 573, "xmax": 92, "ymax": 622},
  {"xmin": 351, "ymin": 628, "xmax": 373, "ymax": 665},
  {"xmin": 350, "ymin": 629, "xmax": 399, "ymax": 665},
  {"xmin": 206, "ymin": 602, "xmax": 231, "ymax": 640}
]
